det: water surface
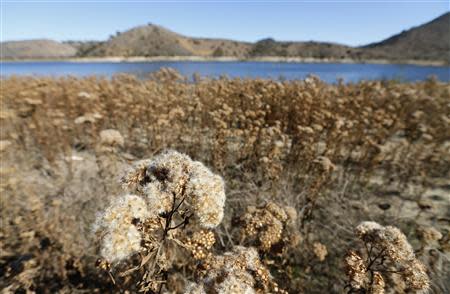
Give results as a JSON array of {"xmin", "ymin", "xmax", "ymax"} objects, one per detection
[{"xmin": 1, "ymin": 61, "xmax": 449, "ymax": 83}]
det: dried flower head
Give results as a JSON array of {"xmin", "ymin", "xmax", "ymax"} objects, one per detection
[
  {"xmin": 313, "ymin": 242, "xmax": 328, "ymax": 261},
  {"xmin": 94, "ymin": 150, "xmax": 227, "ymax": 291},
  {"xmin": 215, "ymin": 276, "xmax": 255, "ymax": 294},
  {"xmin": 418, "ymin": 226, "xmax": 443, "ymax": 244},
  {"xmin": 126, "ymin": 150, "xmax": 227, "ymax": 228},
  {"xmin": 188, "ymin": 246, "xmax": 285, "ymax": 294},
  {"xmin": 403, "ymin": 259, "xmax": 430, "ymax": 291},
  {"xmin": 345, "ymin": 250, "xmax": 367, "ymax": 290},
  {"xmin": 121, "ymin": 159, "xmax": 152, "ymax": 191},
  {"xmin": 241, "ymin": 201, "xmax": 297, "ymax": 252},
  {"xmin": 313, "ymin": 156, "xmax": 336, "ymax": 173},
  {"xmin": 346, "ymin": 221, "xmax": 430, "ymax": 293},
  {"xmin": 185, "ymin": 283, "xmax": 206, "ymax": 294},
  {"xmin": 187, "ymin": 161, "xmax": 226, "ymax": 228},
  {"xmin": 94, "ymin": 194, "xmax": 152, "ymax": 263},
  {"xmin": 355, "ymin": 221, "xmax": 384, "ymax": 240},
  {"xmin": 371, "ymin": 272, "xmax": 385, "ymax": 294},
  {"xmin": 99, "ymin": 129, "xmax": 124, "ymax": 147},
  {"xmin": 143, "ymin": 181, "xmax": 174, "ymax": 214},
  {"xmin": 381, "ymin": 226, "xmax": 415, "ymax": 262}
]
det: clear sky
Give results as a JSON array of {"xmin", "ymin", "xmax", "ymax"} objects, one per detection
[{"xmin": 1, "ymin": 1, "xmax": 449, "ymax": 46}]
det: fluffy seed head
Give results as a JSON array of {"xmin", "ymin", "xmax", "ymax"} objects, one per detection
[
  {"xmin": 94, "ymin": 194, "xmax": 152, "ymax": 263},
  {"xmin": 382, "ymin": 226, "xmax": 415, "ymax": 262},
  {"xmin": 143, "ymin": 181, "xmax": 173, "ymax": 214},
  {"xmin": 187, "ymin": 246, "xmax": 282, "ymax": 293},
  {"xmin": 215, "ymin": 275, "xmax": 255, "ymax": 294},
  {"xmin": 138, "ymin": 150, "xmax": 226, "ymax": 228},
  {"xmin": 403, "ymin": 259, "xmax": 430, "ymax": 291},
  {"xmin": 355, "ymin": 221, "xmax": 383, "ymax": 240},
  {"xmin": 187, "ymin": 161, "xmax": 226, "ymax": 228}
]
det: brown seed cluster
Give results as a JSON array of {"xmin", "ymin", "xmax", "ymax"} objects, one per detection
[
  {"xmin": 345, "ymin": 250, "xmax": 367, "ymax": 290},
  {"xmin": 241, "ymin": 201, "xmax": 298, "ymax": 252},
  {"xmin": 184, "ymin": 230, "xmax": 216, "ymax": 260},
  {"xmin": 312, "ymin": 242, "xmax": 328, "ymax": 262}
]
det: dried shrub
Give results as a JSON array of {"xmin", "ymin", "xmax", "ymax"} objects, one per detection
[
  {"xmin": 1, "ymin": 70, "xmax": 448, "ymax": 292},
  {"xmin": 94, "ymin": 150, "xmax": 226, "ymax": 292},
  {"xmin": 345, "ymin": 221, "xmax": 430, "ymax": 293}
]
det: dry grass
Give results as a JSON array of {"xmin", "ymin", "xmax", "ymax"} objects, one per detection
[{"xmin": 1, "ymin": 69, "xmax": 449, "ymax": 293}]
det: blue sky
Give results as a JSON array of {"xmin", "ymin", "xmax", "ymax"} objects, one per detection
[{"xmin": 1, "ymin": 1, "xmax": 448, "ymax": 46}]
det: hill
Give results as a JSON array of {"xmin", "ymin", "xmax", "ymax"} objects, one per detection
[
  {"xmin": 1, "ymin": 39, "xmax": 77, "ymax": 59},
  {"xmin": 74, "ymin": 12, "xmax": 450, "ymax": 63},
  {"xmin": 1, "ymin": 13, "xmax": 448, "ymax": 64},
  {"xmin": 362, "ymin": 12, "xmax": 450, "ymax": 62},
  {"xmin": 83, "ymin": 24, "xmax": 252, "ymax": 57},
  {"xmin": 63, "ymin": 40, "xmax": 103, "ymax": 57},
  {"xmin": 248, "ymin": 38, "xmax": 361, "ymax": 59},
  {"xmin": 78, "ymin": 26, "xmax": 357, "ymax": 59}
]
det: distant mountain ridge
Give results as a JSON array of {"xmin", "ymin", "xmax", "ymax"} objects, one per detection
[
  {"xmin": 1, "ymin": 12, "xmax": 449, "ymax": 64},
  {"xmin": 1, "ymin": 39, "xmax": 77, "ymax": 59},
  {"xmin": 362, "ymin": 12, "xmax": 450, "ymax": 62}
]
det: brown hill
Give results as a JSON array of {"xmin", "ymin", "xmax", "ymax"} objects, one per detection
[
  {"xmin": 1, "ymin": 39, "xmax": 77, "ymax": 59},
  {"xmin": 85, "ymin": 24, "xmax": 252, "ymax": 57},
  {"xmin": 86, "ymin": 25, "xmax": 191, "ymax": 57},
  {"xmin": 248, "ymin": 38, "xmax": 361, "ymax": 59},
  {"xmin": 2, "ymin": 13, "xmax": 448, "ymax": 63},
  {"xmin": 81, "ymin": 25, "xmax": 353, "ymax": 59},
  {"xmin": 63, "ymin": 40, "xmax": 103, "ymax": 57},
  {"xmin": 79, "ymin": 13, "xmax": 449, "ymax": 63},
  {"xmin": 362, "ymin": 12, "xmax": 450, "ymax": 62}
]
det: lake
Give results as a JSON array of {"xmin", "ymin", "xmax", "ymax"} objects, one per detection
[{"xmin": 1, "ymin": 61, "xmax": 449, "ymax": 83}]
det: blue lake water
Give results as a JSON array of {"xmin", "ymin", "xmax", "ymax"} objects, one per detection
[{"xmin": 1, "ymin": 61, "xmax": 449, "ymax": 83}]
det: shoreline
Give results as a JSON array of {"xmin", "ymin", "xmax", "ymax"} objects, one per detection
[{"xmin": 2, "ymin": 56, "xmax": 448, "ymax": 67}]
